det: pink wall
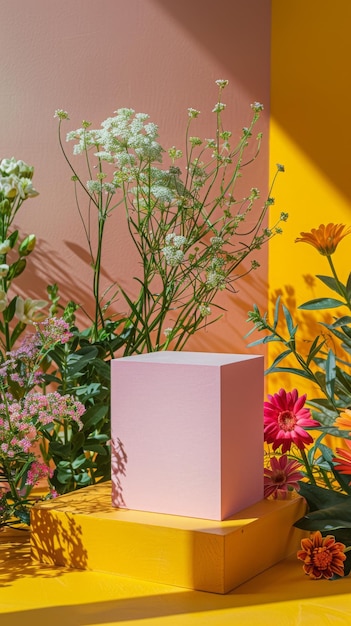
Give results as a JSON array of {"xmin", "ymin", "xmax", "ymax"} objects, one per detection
[{"xmin": 0, "ymin": 0, "xmax": 271, "ymax": 354}]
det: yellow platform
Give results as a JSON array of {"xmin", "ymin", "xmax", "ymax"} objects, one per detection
[
  {"xmin": 2, "ymin": 522, "xmax": 351, "ymax": 625},
  {"xmin": 30, "ymin": 482, "xmax": 306, "ymax": 594}
]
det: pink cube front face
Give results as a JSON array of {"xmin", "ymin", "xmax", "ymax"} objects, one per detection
[{"xmin": 111, "ymin": 352, "xmax": 264, "ymax": 520}]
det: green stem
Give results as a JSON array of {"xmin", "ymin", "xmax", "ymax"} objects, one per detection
[
  {"xmin": 326, "ymin": 254, "xmax": 350, "ymax": 309},
  {"xmin": 300, "ymin": 448, "xmax": 316, "ymax": 486}
]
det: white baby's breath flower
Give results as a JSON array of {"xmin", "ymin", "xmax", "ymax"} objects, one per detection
[
  {"xmin": 87, "ymin": 180, "xmax": 101, "ymax": 194},
  {"xmin": 164, "ymin": 327, "xmax": 173, "ymax": 337},
  {"xmin": 54, "ymin": 109, "xmax": 69, "ymax": 120},
  {"xmin": 250, "ymin": 102, "xmax": 264, "ymax": 112},
  {"xmin": 206, "ymin": 270, "xmax": 226, "ymax": 290},
  {"xmin": 151, "ymin": 185, "xmax": 174, "ymax": 203},
  {"xmin": 212, "ymin": 102, "xmax": 226, "ymax": 113},
  {"xmin": 188, "ymin": 108, "xmax": 200, "ymax": 119},
  {"xmin": 94, "ymin": 151, "xmax": 114, "ymax": 162},
  {"xmin": 215, "ymin": 79, "xmax": 229, "ymax": 88},
  {"xmin": 199, "ymin": 304, "xmax": 211, "ymax": 317},
  {"xmin": 162, "ymin": 246, "xmax": 184, "ymax": 266},
  {"xmin": 173, "ymin": 235, "xmax": 187, "ymax": 248},
  {"xmin": 210, "ymin": 236, "xmax": 224, "ymax": 249}
]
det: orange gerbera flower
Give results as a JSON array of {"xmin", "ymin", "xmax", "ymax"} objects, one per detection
[
  {"xmin": 297, "ymin": 530, "xmax": 346, "ymax": 579},
  {"xmin": 295, "ymin": 223, "xmax": 351, "ymax": 256},
  {"xmin": 335, "ymin": 408, "xmax": 351, "ymax": 435},
  {"xmin": 333, "ymin": 439, "xmax": 351, "ymax": 479}
]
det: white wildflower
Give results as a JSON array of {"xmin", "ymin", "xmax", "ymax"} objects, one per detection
[
  {"xmin": 215, "ymin": 80, "xmax": 229, "ymax": 88},
  {"xmin": 206, "ymin": 270, "xmax": 226, "ymax": 290},
  {"xmin": 199, "ymin": 304, "xmax": 211, "ymax": 317},
  {"xmin": 212, "ymin": 102, "xmax": 226, "ymax": 113},
  {"xmin": 188, "ymin": 108, "xmax": 200, "ymax": 118},
  {"xmin": 210, "ymin": 236, "xmax": 224, "ymax": 249},
  {"xmin": 162, "ymin": 246, "xmax": 184, "ymax": 266},
  {"xmin": 151, "ymin": 185, "xmax": 174, "ymax": 203}
]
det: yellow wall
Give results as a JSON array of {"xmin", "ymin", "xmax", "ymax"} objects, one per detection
[{"xmin": 268, "ymin": 0, "xmax": 351, "ymax": 395}]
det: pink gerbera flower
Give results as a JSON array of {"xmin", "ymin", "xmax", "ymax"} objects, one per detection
[
  {"xmin": 264, "ymin": 454, "xmax": 303, "ymax": 499},
  {"xmin": 264, "ymin": 388, "xmax": 320, "ymax": 453}
]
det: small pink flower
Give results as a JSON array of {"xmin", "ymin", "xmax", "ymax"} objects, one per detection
[
  {"xmin": 264, "ymin": 388, "xmax": 320, "ymax": 453},
  {"xmin": 264, "ymin": 455, "xmax": 303, "ymax": 499}
]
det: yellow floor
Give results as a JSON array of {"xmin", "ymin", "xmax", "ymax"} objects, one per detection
[{"xmin": 1, "ymin": 526, "xmax": 351, "ymax": 626}]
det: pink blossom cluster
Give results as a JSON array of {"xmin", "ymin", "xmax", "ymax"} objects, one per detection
[
  {"xmin": 34, "ymin": 316, "xmax": 72, "ymax": 348},
  {"xmin": 0, "ymin": 391, "xmax": 85, "ymax": 460},
  {"xmin": 0, "ymin": 316, "xmax": 72, "ymax": 390},
  {"xmin": 0, "ymin": 397, "xmax": 38, "ymax": 457},
  {"xmin": 25, "ymin": 460, "xmax": 53, "ymax": 486},
  {"xmin": 23, "ymin": 391, "xmax": 85, "ymax": 429}
]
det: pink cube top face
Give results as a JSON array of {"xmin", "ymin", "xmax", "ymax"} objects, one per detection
[{"xmin": 111, "ymin": 352, "xmax": 264, "ymax": 520}]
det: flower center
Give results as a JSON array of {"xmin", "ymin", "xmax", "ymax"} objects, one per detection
[
  {"xmin": 278, "ymin": 410, "xmax": 297, "ymax": 432},
  {"xmin": 273, "ymin": 470, "xmax": 286, "ymax": 486},
  {"xmin": 313, "ymin": 547, "xmax": 332, "ymax": 570}
]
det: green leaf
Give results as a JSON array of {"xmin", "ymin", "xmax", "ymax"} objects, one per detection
[
  {"xmin": 297, "ymin": 481, "xmax": 348, "ymax": 511},
  {"xmin": 346, "ymin": 272, "xmax": 351, "ymax": 300},
  {"xmin": 298, "ymin": 297, "xmax": 345, "ymax": 310},
  {"xmin": 326, "ymin": 316, "xmax": 351, "ymax": 328},
  {"xmin": 316, "ymin": 274, "xmax": 345, "ymax": 296},
  {"xmin": 282, "ymin": 304, "xmax": 297, "ymax": 338},
  {"xmin": 8, "ymin": 230, "xmax": 19, "ymax": 248},
  {"xmin": 66, "ymin": 346, "xmax": 99, "ymax": 376},
  {"xmin": 268, "ymin": 349, "xmax": 292, "ymax": 370},
  {"xmin": 7, "ymin": 258, "xmax": 26, "ymax": 280},
  {"xmin": 247, "ymin": 335, "xmax": 281, "ymax": 348},
  {"xmin": 306, "ymin": 335, "xmax": 325, "ymax": 366},
  {"xmin": 3, "ymin": 296, "xmax": 18, "ymax": 323},
  {"xmin": 325, "ymin": 349, "xmax": 336, "ymax": 402},
  {"xmin": 273, "ymin": 295, "xmax": 281, "ymax": 331},
  {"xmin": 15, "ymin": 509, "xmax": 30, "ymax": 526},
  {"xmin": 71, "ymin": 431, "xmax": 85, "ymax": 455},
  {"xmin": 48, "ymin": 441, "xmax": 72, "ymax": 460},
  {"xmin": 83, "ymin": 443, "xmax": 108, "ymax": 455},
  {"xmin": 9, "ymin": 321, "xmax": 25, "ymax": 346},
  {"xmin": 265, "ymin": 365, "xmax": 311, "ymax": 379},
  {"xmin": 82, "ymin": 405, "xmax": 109, "ymax": 430},
  {"xmin": 294, "ymin": 501, "xmax": 351, "ymax": 531}
]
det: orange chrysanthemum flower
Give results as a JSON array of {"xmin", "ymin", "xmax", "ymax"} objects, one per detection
[
  {"xmin": 335, "ymin": 408, "xmax": 351, "ymax": 435},
  {"xmin": 295, "ymin": 223, "xmax": 351, "ymax": 256},
  {"xmin": 297, "ymin": 530, "xmax": 346, "ymax": 579}
]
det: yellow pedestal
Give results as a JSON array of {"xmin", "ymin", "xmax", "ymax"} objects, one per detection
[{"xmin": 30, "ymin": 482, "xmax": 306, "ymax": 594}]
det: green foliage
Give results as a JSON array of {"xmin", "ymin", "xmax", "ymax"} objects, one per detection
[{"xmin": 249, "ymin": 224, "xmax": 351, "ymax": 577}]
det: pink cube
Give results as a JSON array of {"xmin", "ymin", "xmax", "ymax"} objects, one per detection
[{"xmin": 111, "ymin": 352, "xmax": 264, "ymax": 520}]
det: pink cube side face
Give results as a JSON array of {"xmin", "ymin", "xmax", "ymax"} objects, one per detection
[{"xmin": 111, "ymin": 352, "xmax": 264, "ymax": 520}]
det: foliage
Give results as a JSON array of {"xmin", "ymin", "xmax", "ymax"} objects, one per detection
[{"xmin": 247, "ymin": 222, "xmax": 351, "ymax": 578}]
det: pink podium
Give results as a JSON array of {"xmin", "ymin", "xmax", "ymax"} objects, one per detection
[{"xmin": 111, "ymin": 351, "xmax": 264, "ymax": 521}]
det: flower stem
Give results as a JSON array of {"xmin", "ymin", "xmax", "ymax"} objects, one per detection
[{"xmin": 300, "ymin": 448, "xmax": 316, "ymax": 486}]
